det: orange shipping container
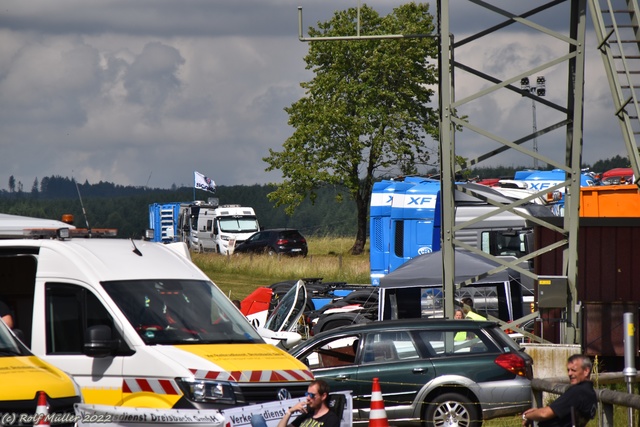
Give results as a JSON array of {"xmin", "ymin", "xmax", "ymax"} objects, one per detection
[{"xmin": 580, "ymin": 185, "xmax": 640, "ymax": 217}]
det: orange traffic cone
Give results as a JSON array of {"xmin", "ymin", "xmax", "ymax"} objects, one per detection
[
  {"xmin": 35, "ymin": 391, "xmax": 50, "ymax": 427},
  {"xmin": 369, "ymin": 378, "xmax": 390, "ymax": 427}
]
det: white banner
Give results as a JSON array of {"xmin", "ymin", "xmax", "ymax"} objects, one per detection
[
  {"xmin": 75, "ymin": 405, "xmax": 225, "ymax": 427},
  {"xmin": 74, "ymin": 392, "xmax": 351, "ymax": 427},
  {"xmin": 220, "ymin": 392, "xmax": 352, "ymax": 427},
  {"xmin": 194, "ymin": 171, "xmax": 216, "ymax": 193}
]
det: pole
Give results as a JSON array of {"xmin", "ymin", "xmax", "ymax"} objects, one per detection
[
  {"xmin": 532, "ymin": 98, "xmax": 538, "ymax": 170},
  {"xmin": 623, "ymin": 312, "xmax": 636, "ymax": 426}
]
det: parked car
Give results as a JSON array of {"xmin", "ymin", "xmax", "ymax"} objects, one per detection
[
  {"xmin": 289, "ymin": 319, "xmax": 533, "ymax": 427},
  {"xmin": 233, "ymin": 228, "xmax": 308, "ymax": 256}
]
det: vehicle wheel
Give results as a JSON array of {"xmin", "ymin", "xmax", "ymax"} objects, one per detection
[
  {"xmin": 267, "ymin": 248, "xmax": 276, "ymax": 256},
  {"xmin": 424, "ymin": 393, "xmax": 479, "ymax": 427}
]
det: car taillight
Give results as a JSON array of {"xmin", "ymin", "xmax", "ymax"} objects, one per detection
[
  {"xmin": 495, "ymin": 353, "xmax": 528, "ymax": 378},
  {"xmin": 300, "ymin": 238, "xmax": 306, "ymax": 243},
  {"xmin": 276, "ymin": 239, "xmax": 288, "ymax": 245}
]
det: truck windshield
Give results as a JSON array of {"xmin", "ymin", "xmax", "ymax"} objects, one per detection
[
  {"xmin": 219, "ymin": 217, "xmax": 259, "ymax": 233},
  {"xmin": 102, "ymin": 279, "xmax": 263, "ymax": 345}
]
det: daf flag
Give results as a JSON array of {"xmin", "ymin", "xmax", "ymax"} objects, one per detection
[{"xmin": 194, "ymin": 171, "xmax": 216, "ymax": 193}]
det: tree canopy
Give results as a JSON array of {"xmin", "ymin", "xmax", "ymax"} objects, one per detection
[{"xmin": 264, "ymin": 2, "xmax": 439, "ymax": 254}]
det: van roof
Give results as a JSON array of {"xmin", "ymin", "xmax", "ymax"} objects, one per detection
[
  {"xmin": 0, "ymin": 238, "xmax": 209, "ymax": 282},
  {"xmin": 0, "ymin": 213, "xmax": 76, "ymax": 237}
]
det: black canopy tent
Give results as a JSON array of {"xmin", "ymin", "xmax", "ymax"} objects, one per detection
[{"xmin": 378, "ymin": 250, "xmax": 524, "ymax": 321}]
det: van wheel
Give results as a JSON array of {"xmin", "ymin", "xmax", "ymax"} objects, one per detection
[{"xmin": 424, "ymin": 393, "xmax": 479, "ymax": 427}]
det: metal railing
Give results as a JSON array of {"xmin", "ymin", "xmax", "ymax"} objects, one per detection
[{"xmin": 532, "ymin": 373, "xmax": 640, "ymax": 427}]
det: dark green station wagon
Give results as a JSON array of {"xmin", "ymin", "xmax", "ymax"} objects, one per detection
[{"xmin": 289, "ymin": 318, "xmax": 533, "ymax": 427}]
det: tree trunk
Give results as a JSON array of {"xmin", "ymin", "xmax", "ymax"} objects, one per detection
[{"xmin": 350, "ymin": 195, "xmax": 369, "ymax": 255}]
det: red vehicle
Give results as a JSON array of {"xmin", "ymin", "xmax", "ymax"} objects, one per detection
[{"xmin": 600, "ymin": 167, "xmax": 633, "ymax": 185}]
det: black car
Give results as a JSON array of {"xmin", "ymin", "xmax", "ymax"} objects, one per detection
[
  {"xmin": 289, "ymin": 319, "xmax": 533, "ymax": 427},
  {"xmin": 233, "ymin": 228, "xmax": 308, "ymax": 256}
]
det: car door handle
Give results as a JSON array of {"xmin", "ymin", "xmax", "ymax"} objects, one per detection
[
  {"xmin": 412, "ymin": 368, "xmax": 426, "ymax": 374},
  {"xmin": 335, "ymin": 374, "xmax": 351, "ymax": 381}
]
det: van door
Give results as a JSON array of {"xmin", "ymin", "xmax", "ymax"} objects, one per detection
[{"xmin": 41, "ymin": 282, "xmax": 128, "ymax": 405}]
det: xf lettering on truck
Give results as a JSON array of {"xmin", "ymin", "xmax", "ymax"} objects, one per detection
[{"xmin": 526, "ymin": 181, "xmax": 562, "ymax": 191}]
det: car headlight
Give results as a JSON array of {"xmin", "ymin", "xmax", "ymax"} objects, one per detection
[{"xmin": 177, "ymin": 378, "xmax": 237, "ymax": 404}]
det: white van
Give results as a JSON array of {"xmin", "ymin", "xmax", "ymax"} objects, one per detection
[{"xmin": 0, "ymin": 221, "xmax": 312, "ymax": 410}]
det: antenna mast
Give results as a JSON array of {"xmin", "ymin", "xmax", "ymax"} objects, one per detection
[{"xmin": 73, "ymin": 177, "xmax": 91, "ymax": 234}]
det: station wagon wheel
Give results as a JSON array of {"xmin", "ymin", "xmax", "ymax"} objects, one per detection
[{"xmin": 424, "ymin": 393, "xmax": 479, "ymax": 427}]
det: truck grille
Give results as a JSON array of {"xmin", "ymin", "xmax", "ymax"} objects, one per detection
[{"xmin": 236, "ymin": 382, "xmax": 310, "ymax": 405}]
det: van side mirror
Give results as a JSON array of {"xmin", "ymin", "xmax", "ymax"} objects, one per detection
[{"xmin": 84, "ymin": 325, "xmax": 118, "ymax": 358}]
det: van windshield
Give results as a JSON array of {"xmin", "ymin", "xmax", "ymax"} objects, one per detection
[
  {"xmin": 0, "ymin": 322, "xmax": 28, "ymax": 356},
  {"xmin": 102, "ymin": 279, "xmax": 263, "ymax": 345},
  {"xmin": 219, "ymin": 217, "xmax": 259, "ymax": 233}
]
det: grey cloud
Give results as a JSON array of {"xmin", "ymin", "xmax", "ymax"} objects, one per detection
[{"xmin": 124, "ymin": 41, "xmax": 185, "ymax": 109}]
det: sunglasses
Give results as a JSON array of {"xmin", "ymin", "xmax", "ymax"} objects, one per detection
[{"xmin": 304, "ymin": 392, "xmax": 317, "ymax": 399}]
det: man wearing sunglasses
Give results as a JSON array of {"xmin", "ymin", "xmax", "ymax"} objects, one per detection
[{"xmin": 278, "ymin": 379, "xmax": 340, "ymax": 427}]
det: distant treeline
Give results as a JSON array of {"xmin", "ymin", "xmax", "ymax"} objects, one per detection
[
  {"xmin": 0, "ymin": 156, "xmax": 630, "ymax": 238},
  {"xmin": 0, "ymin": 176, "xmax": 357, "ymax": 238}
]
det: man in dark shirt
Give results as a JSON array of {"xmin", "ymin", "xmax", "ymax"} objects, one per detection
[
  {"xmin": 278, "ymin": 379, "xmax": 340, "ymax": 427},
  {"xmin": 522, "ymin": 354, "xmax": 598, "ymax": 427}
]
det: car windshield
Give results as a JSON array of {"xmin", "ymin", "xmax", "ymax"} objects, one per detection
[
  {"xmin": 102, "ymin": 279, "xmax": 263, "ymax": 345},
  {"xmin": 219, "ymin": 217, "xmax": 259, "ymax": 233},
  {"xmin": 264, "ymin": 282, "xmax": 306, "ymax": 332}
]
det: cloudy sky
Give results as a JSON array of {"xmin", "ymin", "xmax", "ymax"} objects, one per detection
[{"xmin": 0, "ymin": 1, "xmax": 627, "ymax": 190}]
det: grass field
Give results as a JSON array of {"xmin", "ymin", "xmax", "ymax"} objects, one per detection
[{"xmin": 191, "ymin": 236, "xmax": 371, "ymax": 300}]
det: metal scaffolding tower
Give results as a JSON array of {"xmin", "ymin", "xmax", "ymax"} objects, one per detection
[{"xmin": 438, "ymin": 0, "xmax": 587, "ymax": 344}]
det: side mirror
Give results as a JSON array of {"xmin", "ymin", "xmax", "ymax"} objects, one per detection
[{"xmin": 84, "ymin": 325, "xmax": 117, "ymax": 358}]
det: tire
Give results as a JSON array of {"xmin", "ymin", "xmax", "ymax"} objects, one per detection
[
  {"xmin": 424, "ymin": 393, "xmax": 479, "ymax": 427},
  {"xmin": 267, "ymin": 248, "xmax": 276, "ymax": 256}
]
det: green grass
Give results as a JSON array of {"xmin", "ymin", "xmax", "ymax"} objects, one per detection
[{"xmin": 191, "ymin": 236, "xmax": 371, "ymax": 300}]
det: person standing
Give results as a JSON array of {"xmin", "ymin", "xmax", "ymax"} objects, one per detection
[
  {"xmin": 461, "ymin": 297, "xmax": 487, "ymax": 321},
  {"xmin": 453, "ymin": 309, "xmax": 467, "ymax": 341},
  {"xmin": 522, "ymin": 354, "xmax": 597, "ymax": 427},
  {"xmin": 278, "ymin": 379, "xmax": 340, "ymax": 427}
]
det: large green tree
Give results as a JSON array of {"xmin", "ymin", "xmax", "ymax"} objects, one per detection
[{"xmin": 264, "ymin": 2, "xmax": 439, "ymax": 255}]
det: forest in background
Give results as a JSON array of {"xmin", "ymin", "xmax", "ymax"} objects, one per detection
[{"xmin": 0, "ymin": 155, "xmax": 631, "ymax": 239}]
